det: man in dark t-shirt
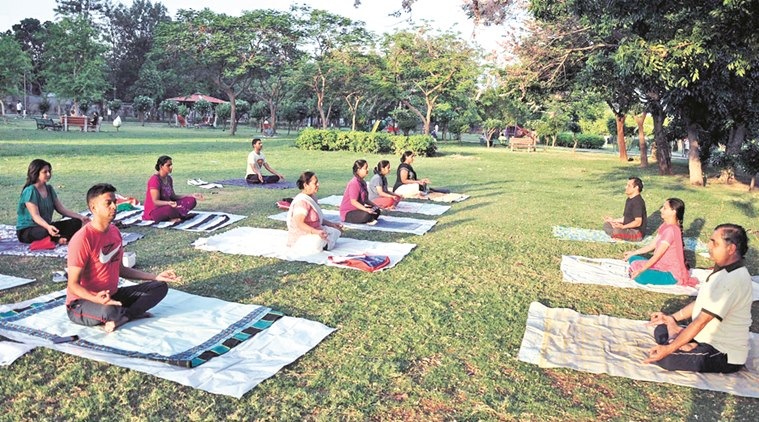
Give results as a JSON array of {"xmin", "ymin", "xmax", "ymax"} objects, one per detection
[{"xmin": 603, "ymin": 177, "xmax": 647, "ymax": 241}]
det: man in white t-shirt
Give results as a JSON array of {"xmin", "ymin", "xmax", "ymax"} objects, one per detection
[
  {"xmin": 245, "ymin": 138, "xmax": 284, "ymax": 184},
  {"xmin": 644, "ymin": 223, "xmax": 752, "ymax": 373}
]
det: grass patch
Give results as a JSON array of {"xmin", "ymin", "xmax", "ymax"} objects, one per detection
[{"xmin": 1, "ymin": 119, "xmax": 758, "ymax": 418}]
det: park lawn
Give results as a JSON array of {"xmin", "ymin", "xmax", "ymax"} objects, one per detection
[{"xmin": 1, "ymin": 119, "xmax": 758, "ymax": 420}]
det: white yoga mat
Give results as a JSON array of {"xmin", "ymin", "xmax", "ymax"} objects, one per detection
[
  {"xmin": 427, "ymin": 192, "xmax": 469, "ymax": 203},
  {"xmin": 268, "ymin": 210, "xmax": 436, "ymax": 235},
  {"xmin": 0, "ymin": 338, "xmax": 36, "ymax": 366},
  {"xmin": 561, "ymin": 255, "xmax": 759, "ymax": 300},
  {"xmin": 317, "ymin": 195, "xmax": 450, "ymax": 216},
  {"xmin": 552, "ymin": 226, "xmax": 709, "ymax": 255},
  {"xmin": 193, "ymin": 227, "xmax": 416, "ymax": 271},
  {"xmin": 518, "ymin": 302, "xmax": 759, "ymax": 398},
  {"xmin": 0, "ymin": 224, "xmax": 144, "ymax": 258},
  {"xmin": 84, "ymin": 207, "xmax": 246, "ymax": 232},
  {"xmin": 0, "ymin": 286, "xmax": 334, "ymax": 398},
  {"xmin": 187, "ymin": 179, "xmax": 223, "ymax": 189},
  {"xmin": 0, "ymin": 274, "xmax": 36, "ymax": 291}
]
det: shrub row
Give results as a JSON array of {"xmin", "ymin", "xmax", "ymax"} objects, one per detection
[
  {"xmin": 295, "ymin": 128, "xmax": 437, "ymax": 156},
  {"xmin": 554, "ymin": 132, "xmax": 605, "ymax": 149}
]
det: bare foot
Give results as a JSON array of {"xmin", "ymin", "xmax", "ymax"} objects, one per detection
[
  {"xmin": 103, "ymin": 316, "xmax": 130, "ymax": 333},
  {"xmin": 678, "ymin": 342, "xmax": 698, "ymax": 352},
  {"xmin": 169, "ymin": 217, "xmax": 182, "ymax": 223}
]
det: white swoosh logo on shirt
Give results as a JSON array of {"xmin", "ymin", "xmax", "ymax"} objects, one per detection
[{"xmin": 99, "ymin": 245, "xmax": 121, "ymax": 264}]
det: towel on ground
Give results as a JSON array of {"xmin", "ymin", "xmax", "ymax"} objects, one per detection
[
  {"xmin": 425, "ymin": 192, "xmax": 469, "ymax": 203},
  {"xmin": 193, "ymin": 227, "xmax": 415, "ymax": 271},
  {"xmin": 560, "ymin": 255, "xmax": 759, "ymax": 300},
  {"xmin": 214, "ymin": 178, "xmax": 296, "ymax": 189},
  {"xmin": 518, "ymin": 302, "xmax": 759, "ymax": 398},
  {"xmin": 83, "ymin": 207, "xmax": 245, "ymax": 232},
  {"xmin": 0, "ymin": 274, "xmax": 36, "ymax": 291},
  {"xmin": 552, "ymin": 226, "xmax": 709, "ymax": 254},
  {"xmin": 268, "ymin": 209, "xmax": 436, "ymax": 236},
  {"xmin": 0, "ymin": 224, "xmax": 144, "ymax": 258},
  {"xmin": 317, "ymin": 195, "xmax": 450, "ymax": 216},
  {"xmin": 187, "ymin": 179, "xmax": 223, "ymax": 189},
  {"xmin": 0, "ymin": 285, "xmax": 334, "ymax": 398}
]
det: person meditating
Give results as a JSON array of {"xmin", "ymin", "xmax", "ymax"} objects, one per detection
[
  {"xmin": 16, "ymin": 159, "xmax": 89, "ymax": 246},
  {"xmin": 393, "ymin": 151, "xmax": 431, "ymax": 198},
  {"xmin": 245, "ymin": 138, "xmax": 285, "ymax": 184},
  {"xmin": 340, "ymin": 159, "xmax": 380, "ymax": 225},
  {"xmin": 287, "ymin": 172, "xmax": 343, "ymax": 253},
  {"xmin": 603, "ymin": 176, "xmax": 647, "ymax": 241},
  {"xmin": 644, "ymin": 224, "xmax": 752, "ymax": 373},
  {"xmin": 623, "ymin": 198, "xmax": 697, "ymax": 286},
  {"xmin": 67, "ymin": 183, "xmax": 180, "ymax": 333},
  {"xmin": 368, "ymin": 160, "xmax": 402, "ymax": 210},
  {"xmin": 143, "ymin": 155, "xmax": 203, "ymax": 222}
]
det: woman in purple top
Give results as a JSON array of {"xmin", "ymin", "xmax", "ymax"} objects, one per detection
[
  {"xmin": 142, "ymin": 155, "xmax": 203, "ymax": 222},
  {"xmin": 339, "ymin": 159, "xmax": 380, "ymax": 224}
]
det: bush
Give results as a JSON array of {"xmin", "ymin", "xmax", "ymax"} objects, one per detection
[
  {"xmin": 555, "ymin": 132, "xmax": 605, "ymax": 149},
  {"xmin": 295, "ymin": 129, "xmax": 430, "ymax": 155}
]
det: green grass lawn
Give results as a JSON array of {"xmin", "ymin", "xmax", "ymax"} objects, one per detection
[{"xmin": 1, "ymin": 119, "xmax": 758, "ymax": 419}]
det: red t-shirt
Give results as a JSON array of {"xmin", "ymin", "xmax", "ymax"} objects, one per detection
[{"xmin": 66, "ymin": 223, "xmax": 123, "ymax": 304}]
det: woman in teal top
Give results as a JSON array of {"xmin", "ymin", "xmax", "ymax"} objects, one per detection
[{"xmin": 16, "ymin": 159, "xmax": 89, "ymax": 244}]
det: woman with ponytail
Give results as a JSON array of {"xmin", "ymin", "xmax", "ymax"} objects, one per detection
[
  {"xmin": 142, "ymin": 155, "xmax": 203, "ymax": 222},
  {"xmin": 339, "ymin": 159, "xmax": 380, "ymax": 224},
  {"xmin": 368, "ymin": 160, "xmax": 402, "ymax": 209},
  {"xmin": 623, "ymin": 198, "xmax": 697, "ymax": 286}
]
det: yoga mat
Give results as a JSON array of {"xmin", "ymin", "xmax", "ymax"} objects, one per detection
[
  {"xmin": 518, "ymin": 302, "xmax": 759, "ymax": 398},
  {"xmin": 0, "ymin": 335, "xmax": 35, "ymax": 366},
  {"xmin": 187, "ymin": 179, "xmax": 223, "ymax": 189},
  {"xmin": 0, "ymin": 274, "xmax": 36, "ymax": 291},
  {"xmin": 193, "ymin": 227, "xmax": 415, "ymax": 271},
  {"xmin": 560, "ymin": 255, "xmax": 759, "ymax": 300},
  {"xmin": 0, "ymin": 285, "xmax": 334, "ymax": 397},
  {"xmin": 317, "ymin": 195, "xmax": 450, "ymax": 216},
  {"xmin": 425, "ymin": 192, "xmax": 469, "ymax": 203},
  {"xmin": 214, "ymin": 178, "xmax": 296, "ymax": 189},
  {"xmin": 268, "ymin": 210, "xmax": 436, "ymax": 235},
  {"xmin": 82, "ymin": 208, "xmax": 246, "ymax": 232},
  {"xmin": 0, "ymin": 224, "xmax": 144, "ymax": 258},
  {"xmin": 552, "ymin": 226, "xmax": 709, "ymax": 254}
]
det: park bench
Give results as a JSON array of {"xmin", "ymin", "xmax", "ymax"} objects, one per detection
[
  {"xmin": 34, "ymin": 117, "xmax": 62, "ymax": 131},
  {"xmin": 60, "ymin": 115, "xmax": 101, "ymax": 132},
  {"xmin": 509, "ymin": 136, "xmax": 537, "ymax": 152}
]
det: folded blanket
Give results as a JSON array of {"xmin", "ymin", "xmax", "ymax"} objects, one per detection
[
  {"xmin": 518, "ymin": 302, "xmax": 759, "ymax": 398},
  {"xmin": 425, "ymin": 192, "xmax": 469, "ymax": 203},
  {"xmin": 0, "ymin": 274, "xmax": 36, "ymax": 291},
  {"xmin": 82, "ymin": 207, "xmax": 245, "ymax": 232},
  {"xmin": 561, "ymin": 255, "xmax": 759, "ymax": 300},
  {"xmin": 317, "ymin": 195, "xmax": 450, "ymax": 216},
  {"xmin": 187, "ymin": 178, "xmax": 223, "ymax": 189},
  {"xmin": 193, "ymin": 227, "xmax": 415, "ymax": 271},
  {"xmin": 268, "ymin": 209, "xmax": 436, "ymax": 236},
  {"xmin": 214, "ymin": 178, "xmax": 296, "ymax": 189},
  {"xmin": 0, "ymin": 286, "xmax": 334, "ymax": 398},
  {"xmin": 0, "ymin": 224, "xmax": 144, "ymax": 258},
  {"xmin": 552, "ymin": 226, "xmax": 709, "ymax": 254}
]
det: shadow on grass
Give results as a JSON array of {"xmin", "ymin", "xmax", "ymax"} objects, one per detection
[{"xmin": 731, "ymin": 199, "xmax": 757, "ymax": 219}]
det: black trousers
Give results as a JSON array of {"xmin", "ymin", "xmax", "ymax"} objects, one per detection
[
  {"xmin": 345, "ymin": 209, "xmax": 380, "ymax": 224},
  {"xmin": 17, "ymin": 219, "xmax": 83, "ymax": 243},
  {"xmin": 246, "ymin": 174, "xmax": 281, "ymax": 184},
  {"xmin": 66, "ymin": 281, "xmax": 168, "ymax": 326},
  {"xmin": 655, "ymin": 342, "xmax": 744, "ymax": 373}
]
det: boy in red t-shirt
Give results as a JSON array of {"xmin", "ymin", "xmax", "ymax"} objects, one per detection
[{"xmin": 66, "ymin": 183, "xmax": 180, "ymax": 333}]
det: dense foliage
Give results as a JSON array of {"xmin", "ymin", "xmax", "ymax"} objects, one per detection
[{"xmin": 296, "ymin": 128, "xmax": 437, "ymax": 156}]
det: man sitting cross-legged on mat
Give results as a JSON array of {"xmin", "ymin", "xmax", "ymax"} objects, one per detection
[
  {"xmin": 67, "ymin": 183, "xmax": 180, "ymax": 333},
  {"xmin": 644, "ymin": 224, "xmax": 751, "ymax": 373},
  {"xmin": 245, "ymin": 138, "xmax": 285, "ymax": 184},
  {"xmin": 602, "ymin": 176, "xmax": 647, "ymax": 241}
]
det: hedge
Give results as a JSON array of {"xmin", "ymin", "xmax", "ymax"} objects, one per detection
[
  {"xmin": 554, "ymin": 132, "xmax": 605, "ymax": 149},
  {"xmin": 296, "ymin": 129, "xmax": 437, "ymax": 156}
]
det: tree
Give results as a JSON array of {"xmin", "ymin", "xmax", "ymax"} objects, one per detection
[
  {"xmin": 384, "ymin": 28, "xmax": 480, "ymax": 134},
  {"xmin": 390, "ymin": 108, "xmax": 419, "ymax": 136},
  {"xmin": 159, "ymin": 99, "xmax": 178, "ymax": 125},
  {"xmin": 11, "ymin": 18, "xmax": 52, "ymax": 96},
  {"xmin": 133, "ymin": 95, "xmax": 153, "ymax": 126},
  {"xmin": 155, "ymin": 9, "xmax": 270, "ymax": 135},
  {"xmin": 0, "ymin": 34, "xmax": 32, "ymax": 115},
  {"xmin": 130, "ymin": 60, "xmax": 165, "ymax": 109},
  {"xmin": 104, "ymin": 0, "xmax": 170, "ymax": 101},
  {"xmin": 54, "ymin": 0, "xmax": 109, "ymax": 28},
  {"xmin": 736, "ymin": 140, "xmax": 759, "ymax": 191},
  {"xmin": 108, "ymin": 98, "xmax": 122, "ymax": 116},
  {"xmin": 41, "ymin": 17, "xmax": 108, "ymax": 109},
  {"xmin": 215, "ymin": 102, "xmax": 231, "ymax": 130}
]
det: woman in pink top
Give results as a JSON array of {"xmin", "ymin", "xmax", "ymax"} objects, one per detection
[
  {"xmin": 287, "ymin": 171, "xmax": 343, "ymax": 252},
  {"xmin": 339, "ymin": 159, "xmax": 380, "ymax": 224},
  {"xmin": 623, "ymin": 198, "xmax": 697, "ymax": 286},
  {"xmin": 143, "ymin": 155, "xmax": 203, "ymax": 222}
]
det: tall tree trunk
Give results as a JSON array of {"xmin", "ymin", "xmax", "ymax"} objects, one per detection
[
  {"xmin": 651, "ymin": 105, "xmax": 671, "ymax": 175},
  {"xmin": 634, "ymin": 112, "xmax": 648, "ymax": 167},
  {"xmin": 227, "ymin": 91, "xmax": 237, "ymax": 136},
  {"xmin": 686, "ymin": 123, "xmax": 704, "ymax": 186},
  {"xmin": 727, "ymin": 123, "xmax": 746, "ymax": 155},
  {"xmin": 615, "ymin": 113, "xmax": 628, "ymax": 161}
]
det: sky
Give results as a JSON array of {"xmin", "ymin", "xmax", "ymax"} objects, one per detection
[{"xmin": 0, "ymin": 0, "xmax": 511, "ymax": 55}]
